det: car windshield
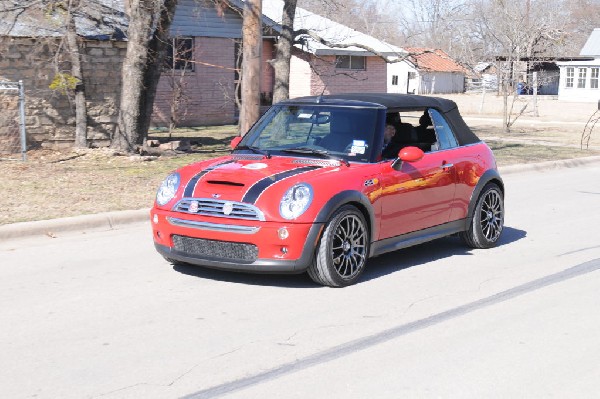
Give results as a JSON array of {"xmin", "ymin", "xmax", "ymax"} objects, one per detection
[{"xmin": 238, "ymin": 104, "xmax": 379, "ymax": 163}]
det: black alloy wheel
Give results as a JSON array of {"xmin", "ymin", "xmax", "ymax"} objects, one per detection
[
  {"xmin": 308, "ymin": 205, "xmax": 369, "ymax": 287},
  {"xmin": 461, "ymin": 183, "xmax": 504, "ymax": 249}
]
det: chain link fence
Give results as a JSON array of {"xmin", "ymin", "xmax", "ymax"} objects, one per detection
[{"xmin": 0, "ymin": 80, "xmax": 27, "ymax": 161}]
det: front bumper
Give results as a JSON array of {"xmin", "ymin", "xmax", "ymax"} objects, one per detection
[{"xmin": 151, "ymin": 209, "xmax": 324, "ymax": 273}]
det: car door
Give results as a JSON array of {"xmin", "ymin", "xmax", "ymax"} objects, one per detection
[{"xmin": 378, "ymin": 109, "xmax": 459, "ymax": 239}]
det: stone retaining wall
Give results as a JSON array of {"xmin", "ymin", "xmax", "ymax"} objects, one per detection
[{"xmin": 0, "ymin": 37, "xmax": 126, "ymax": 149}]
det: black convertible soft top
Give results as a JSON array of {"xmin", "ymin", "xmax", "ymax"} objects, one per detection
[{"xmin": 283, "ymin": 93, "xmax": 481, "ymax": 146}]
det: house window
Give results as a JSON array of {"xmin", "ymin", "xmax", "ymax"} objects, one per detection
[
  {"xmin": 335, "ymin": 55, "xmax": 366, "ymax": 70},
  {"xmin": 565, "ymin": 67, "xmax": 574, "ymax": 88},
  {"xmin": 165, "ymin": 37, "xmax": 194, "ymax": 71},
  {"xmin": 391, "ymin": 75, "xmax": 398, "ymax": 85},
  {"xmin": 408, "ymin": 72, "xmax": 417, "ymax": 80},
  {"xmin": 577, "ymin": 68, "xmax": 587, "ymax": 88},
  {"xmin": 591, "ymin": 68, "xmax": 599, "ymax": 89}
]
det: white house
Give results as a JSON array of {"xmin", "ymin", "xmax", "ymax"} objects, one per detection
[
  {"xmin": 387, "ymin": 47, "xmax": 466, "ymax": 94},
  {"xmin": 557, "ymin": 28, "xmax": 600, "ymax": 102}
]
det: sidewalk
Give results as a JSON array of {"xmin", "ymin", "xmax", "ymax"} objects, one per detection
[{"xmin": 2, "ymin": 155, "xmax": 600, "ymax": 241}]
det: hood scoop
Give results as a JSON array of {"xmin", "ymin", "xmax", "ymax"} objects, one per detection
[
  {"xmin": 232, "ymin": 154, "xmax": 264, "ymax": 160},
  {"xmin": 206, "ymin": 180, "xmax": 245, "ymax": 187},
  {"xmin": 292, "ymin": 159, "xmax": 341, "ymax": 167}
]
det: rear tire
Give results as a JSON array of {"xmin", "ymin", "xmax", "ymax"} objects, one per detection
[
  {"xmin": 460, "ymin": 183, "xmax": 504, "ymax": 249},
  {"xmin": 308, "ymin": 205, "xmax": 369, "ymax": 287}
]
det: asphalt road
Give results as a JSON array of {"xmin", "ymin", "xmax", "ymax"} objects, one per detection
[{"xmin": 1, "ymin": 164, "xmax": 599, "ymax": 398}]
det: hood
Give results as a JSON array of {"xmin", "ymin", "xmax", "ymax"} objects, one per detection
[{"xmin": 179, "ymin": 155, "xmax": 342, "ymax": 204}]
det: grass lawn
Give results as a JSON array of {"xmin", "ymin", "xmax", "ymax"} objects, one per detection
[{"xmin": 1, "ymin": 124, "xmax": 598, "ymax": 225}]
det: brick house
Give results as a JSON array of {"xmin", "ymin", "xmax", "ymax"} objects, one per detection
[
  {"xmin": 153, "ymin": 0, "xmax": 406, "ymax": 128},
  {"xmin": 259, "ymin": 0, "xmax": 404, "ymax": 98},
  {"xmin": 152, "ymin": 0, "xmax": 279, "ymax": 127},
  {"xmin": 0, "ymin": 0, "xmax": 406, "ymax": 147}
]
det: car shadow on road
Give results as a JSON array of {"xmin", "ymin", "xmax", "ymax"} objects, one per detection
[
  {"xmin": 173, "ymin": 263, "xmax": 317, "ymax": 288},
  {"xmin": 173, "ymin": 226, "xmax": 527, "ymax": 288},
  {"xmin": 360, "ymin": 226, "xmax": 527, "ymax": 283}
]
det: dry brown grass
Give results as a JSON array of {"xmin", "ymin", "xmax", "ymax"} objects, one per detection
[
  {"xmin": 0, "ymin": 127, "xmax": 236, "ymax": 225},
  {"xmin": 2, "ymin": 101, "xmax": 599, "ymax": 225}
]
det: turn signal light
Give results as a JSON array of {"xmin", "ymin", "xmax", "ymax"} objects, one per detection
[{"xmin": 278, "ymin": 227, "xmax": 289, "ymax": 240}]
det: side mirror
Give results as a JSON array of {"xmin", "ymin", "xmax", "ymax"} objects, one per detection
[
  {"xmin": 399, "ymin": 146, "xmax": 424, "ymax": 162},
  {"xmin": 230, "ymin": 136, "xmax": 242, "ymax": 150},
  {"xmin": 391, "ymin": 146, "xmax": 424, "ymax": 170}
]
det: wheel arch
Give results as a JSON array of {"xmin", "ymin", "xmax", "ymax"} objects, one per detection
[
  {"xmin": 465, "ymin": 169, "xmax": 504, "ymax": 229},
  {"xmin": 314, "ymin": 190, "xmax": 377, "ymax": 242}
]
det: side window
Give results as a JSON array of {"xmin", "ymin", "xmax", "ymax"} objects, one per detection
[{"xmin": 429, "ymin": 109, "xmax": 458, "ymax": 150}]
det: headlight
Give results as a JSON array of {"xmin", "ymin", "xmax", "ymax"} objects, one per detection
[
  {"xmin": 156, "ymin": 172, "xmax": 180, "ymax": 206},
  {"xmin": 279, "ymin": 183, "xmax": 313, "ymax": 220}
]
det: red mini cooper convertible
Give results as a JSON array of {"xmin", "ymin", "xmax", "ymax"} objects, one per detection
[{"xmin": 151, "ymin": 94, "xmax": 504, "ymax": 287}]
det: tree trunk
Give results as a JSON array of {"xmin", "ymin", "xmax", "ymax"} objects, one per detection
[
  {"xmin": 65, "ymin": 1, "xmax": 88, "ymax": 148},
  {"xmin": 140, "ymin": 0, "xmax": 178, "ymax": 141},
  {"xmin": 239, "ymin": 0, "xmax": 262, "ymax": 135},
  {"xmin": 112, "ymin": 0, "xmax": 177, "ymax": 152},
  {"xmin": 272, "ymin": 0, "xmax": 297, "ymax": 104}
]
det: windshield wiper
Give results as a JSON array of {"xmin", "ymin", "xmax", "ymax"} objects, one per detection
[
  {"xmin": 235, "ymin": 145, "xmax": 271, "ymax": 159},
  {"xmin": 282, "ymin": 147, "xmax": 350, "ymax": 167}
]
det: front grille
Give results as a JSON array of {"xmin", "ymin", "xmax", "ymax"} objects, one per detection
[
  {"xmin": 173, "ymin": 198, "xmax": 265, "ymax": 221},
  {"xmin": 172, "ymin": 235, "xmax": 258, "ymax": 263}
]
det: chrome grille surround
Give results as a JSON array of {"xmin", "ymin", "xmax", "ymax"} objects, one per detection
[
  {"xmin": 167, "ymin": 217, "xmax": 260, "ymax": 234},
  {"xmin": 172, "ymin": 198, "xmax": 265, "ymax": 221}
]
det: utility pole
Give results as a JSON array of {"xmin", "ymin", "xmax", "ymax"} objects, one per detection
[{"xmin": 239, "ymin": 0, "xmax": 262, "ymax": 135}]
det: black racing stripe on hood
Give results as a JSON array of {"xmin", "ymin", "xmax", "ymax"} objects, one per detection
[
  {"xmin": 183, "ymin": 160, "xmax": 235, "ymax": 197},
  {"xmin": 242, "ymin": 166, "xmax": 320, "ymax": 204}
]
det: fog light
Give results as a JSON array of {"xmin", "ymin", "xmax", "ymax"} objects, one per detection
[
  {"xmin": 278, "ymin": 227, "xmax": 289, "ymax": 240},
  {"xmin": 153, "ymin": 214, "xmax": 159, "ymax": 224}
]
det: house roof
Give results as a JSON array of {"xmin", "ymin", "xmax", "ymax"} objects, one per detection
[
  {"xmin": 404, "ymin": 47, "xmax": 466, "ymax": 73},
  {"xmin": 474, "ymin": 62, "xmax": 495, "ymax": 73},
  {"xmin": 580, "ymin": 28, "xmax": 600, "ymax": 57},
  {"xmin": 258, "ymin": 0, "xmax": 405, "ymax": 58},
  {"xmin": 0, "ymin": 0, "xmax": 127, "ymax": 40}
]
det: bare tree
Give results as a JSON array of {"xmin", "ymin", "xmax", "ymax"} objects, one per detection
[
  {"xmin": 112, "ymin": 0, "xmax": 178, "ymax": 153},
  {"xmin": 64, "ymin": 0, "xmax": 88, "ymax": 148},
  {"xmin": 471, "ymin": 0, "xmax": 567, "ymax": 132},
  {"xmin": 164, "ymin": 38, "xmax": 193, "ymax": 136},
  {"xmin": 239, "ymin": 0, "xmax": 262, "ymax": 135},
  {"xmin": 271, "ymin": 0, "xmax": 297, "ymax": 104}
]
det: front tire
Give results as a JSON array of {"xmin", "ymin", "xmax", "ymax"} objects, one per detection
[
  {"xmin": 460, "ymin": 183, "xmax": 504, "ymax": 248},
  {"xmin": 308, "ymin": 205, "xmax": 370, "ymax": 287}
]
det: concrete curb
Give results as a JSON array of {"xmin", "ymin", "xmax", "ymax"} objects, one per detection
[
  {"xmin": 0, "ymin": 209, "xmax": 150, "ymax": 241},
  {"xmin": 2, "ymin": 156, "xmax": 600, "ymax": 241},
  {"xmin": 498, "ymin": 155, "xmax": 600, "ymax": 175}
]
